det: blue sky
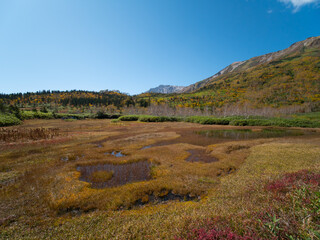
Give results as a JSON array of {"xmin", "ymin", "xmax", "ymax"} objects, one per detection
[{"xmin": 0, "ymin": 0, "xmax": 319, "ymax": 95}]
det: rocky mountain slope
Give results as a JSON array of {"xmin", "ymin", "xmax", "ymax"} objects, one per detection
[
  {"xmin": 181, "ymin": 36, "xmax": 320, "ymax": 93},
  {"xmin": 146, "ymin": 85, "xmax": 185, "ymax": 94},
  {"xmin": 144, "ymin": 36, "xmax": 320, "ymax": 111}
]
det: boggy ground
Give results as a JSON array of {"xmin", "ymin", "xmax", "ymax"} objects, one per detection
[{"xmin": 0, "ymin": 119, "xmax": 320, "ymax": 239}]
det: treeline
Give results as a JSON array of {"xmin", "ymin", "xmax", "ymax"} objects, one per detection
[
  {"xmin": 0, "ymin": 90, "xmax": 132, "ymax": 108},
  {"xmin": 0, "ymin": 90, "xmax": 156, "ymax": 111},
  {"xmin": 2, "ymin": 53, "xmax": 320, "ymax": 118},
  {"xmin": 0, "ymin": 99, "xmax": 122, "ymax": 127}
]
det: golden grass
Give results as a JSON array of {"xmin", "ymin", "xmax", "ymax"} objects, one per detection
[
  {"xmin": 0, "ymin": 119, "xmax": 320, "ymax": 239},
  {"xmin": 207, "ymin": 142, "xmax": 320, "ymax": 210}
]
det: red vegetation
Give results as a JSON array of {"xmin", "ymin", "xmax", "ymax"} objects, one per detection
[
  {"xmin": 177, "ymin": 170, "xmax": 320, "ymax": 240},
  {"xmin": 178, "ymin": 227, "xmax": 263, "ymax": 240},
  {"xmin": 176, "ymin": 217, "xmax": 270, "ymax": 240},
  {"xmin": 266, "ymin": 170, "xmax": 320, "ymax": 194}
]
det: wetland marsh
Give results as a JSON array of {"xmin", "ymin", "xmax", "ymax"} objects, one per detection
[{"xmin": 1, "ymin": 119, "xmax": 320, "ymax": 239}]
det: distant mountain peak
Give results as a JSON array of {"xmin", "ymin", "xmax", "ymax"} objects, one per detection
[{"xmin": 146, "ymin": 85, "xmax": 185, "ymax": 94}]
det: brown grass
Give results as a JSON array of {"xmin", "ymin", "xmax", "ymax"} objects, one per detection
[
  {"xmin": 0, "ymin": 127, "xmax": 62, "ymax": 142},
  {"xmin": 0, "ymin": 119, "xmax": 319, "ymax": 239}
]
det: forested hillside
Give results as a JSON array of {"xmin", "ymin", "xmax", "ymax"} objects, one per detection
[
  {"xmin": 141, "ymin": 36, "xmax": 320, "ymax": 113},
  {"xmin": 1, "ymin": 37, "xmax": 320, "ymax": 117},
  {"xmin": 0, "ymin": 90, "xmax": 130, "ymax": 109}
]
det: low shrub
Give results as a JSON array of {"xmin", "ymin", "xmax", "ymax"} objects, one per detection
[
  {"xmin": 95, "ymin": 111, "xmax": 121, "ymax": 119},
  {"xmin": 117, "ymin": 114, "xmax": 320, "ymax": 128},
  {"xmin": 229, "ymin": 118, "xmax": 320, "ymax": 128},
  {"xmin": 264, "ymin": 170, "xmax": 320, "ymax": 238},
  {"xmin": 266, "ymin": 170, "xmax": 320, "ymax": 194},
  {"xmin": 138, "ymin": 116, "xmax": 180, "ymax": 122},
  {"xmin": 229, "ymin": 119, "xmax": 272, "ymax": 126},
  {"xmin": 21, "ymin": 111, "xmax": 54, "ymax": 119},
  {"xmin": 118, "ymin": 115, "xmax": 140, "ymax": 121},
  {"xmin": 111, "ymin": 119, "xmax": 120, "ymax": 123},
  {"xmin": 185, "ymin": 116, "xmax": 230, "ymax": 125},
  {"xmin": 281, "ymin": 119, "xmax": 320, "ymax": 128},
  {"xmin": 33, "ymin": 112, "xmax": 55, "ymax": 119},
  {"xmin": 0, "ymin": 114, "xmax": 22, "ymax": 127},
  {"xmin": 55, "ymin": 113, "xmax": 92, "ymax": 120},
  {"xmin": 201, "ymin": 118, "xmax": 230, "ymax": 125}
]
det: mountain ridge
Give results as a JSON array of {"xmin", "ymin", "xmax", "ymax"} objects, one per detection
[
  {"xmin": 180, "ymin": 36, "xmax": 320, "ymax": 93},
  {"xmin": 146, "ymin": 85, "xmax": 185, "ymax": 94}
]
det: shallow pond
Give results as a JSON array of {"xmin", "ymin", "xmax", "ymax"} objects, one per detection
[
  {"xmin": 186, "ymin": 149, "xmax": 218, "ymax": 163},
  {"xmin": 141, "ymin": 128, "xmax": 313, "ymax": 149},
  {"xmin": 196, "ymin": 128, "xmax": 306, "ymax": 140},
  {"xmin": 77, "ymin": 161, "xmax": 151, "ymax": 188},
  {"xmin": 141, "ymin": 145, "xmax": 152, "ymax": 150},
  {"xmin": 135, "ymin": 191, "xmax": 198, "ymax": 206}
]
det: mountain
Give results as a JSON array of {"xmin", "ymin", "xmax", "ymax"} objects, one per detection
[
  {"xmin": 146, "ymin": 36, "xmax": 320, "ymax": 111},
  {"xmin": 146, "ymin": 85, "xmax": 185, "ymax": 94},
  {"xmin": 181, "ymin": 36, "xmax": 320, "ymax": 93}
]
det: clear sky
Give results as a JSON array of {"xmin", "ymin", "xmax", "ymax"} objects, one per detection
[{"xmin": 0, "ymin": 0, "xmax": 319, "ymax": 95}]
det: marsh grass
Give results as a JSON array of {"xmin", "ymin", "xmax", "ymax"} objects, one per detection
[
  {"xmin": 0, "ymin": 119, "xmax": 320, "ymax": 239},
  {"xmin": 179, "ymin": 170, "xmax": 320, "ymax": 239},
  {"xmin": 47, "ymin": 135, "xmax": 257, "ymax": 212},
  {"xmin": 0, "ymin": 127, "xmax": 61, "ymax": 142}
]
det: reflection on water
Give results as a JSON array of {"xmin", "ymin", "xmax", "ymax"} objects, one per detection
[
  {"xmin": 105, "ymin": 151, "xmax": 126, "ymax": 157},
  {"xmin": 140, "ymin": 128, "xmax": 311, "ymax": 149},
  {"xmin": 186, "ymin": 149, "xmax": 218, "ymax": 163},
  {"xmin": 141, "ymin": 145, "xmax": 152, "ymax": 150},
  {"xmin": 77, "ymin": 161, "xmax": 151, "ymax": 188},
  {"xmin": 135, "ymin": 191, "xmax": 198, "ymax": 206},
  {"xmin": 196, "ymin": 128, "xmax": 305, "ymax": 140}
]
